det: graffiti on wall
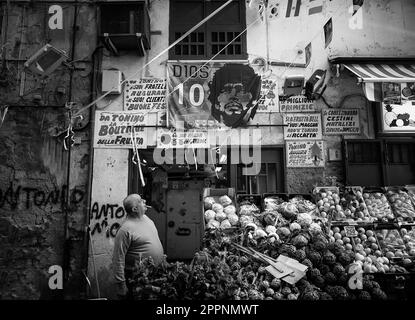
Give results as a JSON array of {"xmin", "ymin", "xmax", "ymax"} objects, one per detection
[
  {"xmin": 0, "ymin": 183, "xmax": 84, "ymax": 210},
  {"xmin": 89, "ymin": 202, "xmax": 125, "ymax": 238}
]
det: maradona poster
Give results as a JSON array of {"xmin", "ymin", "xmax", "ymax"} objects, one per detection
[{"xmin": 167, "ymin": 62, "xmax": 262, "ymax": 129}]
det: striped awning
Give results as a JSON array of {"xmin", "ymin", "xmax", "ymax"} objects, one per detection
[{"xmin": 343, "ymin": 63, "xmax": 415, "ymax": 82}]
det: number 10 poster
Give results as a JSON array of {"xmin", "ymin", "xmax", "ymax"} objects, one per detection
[{"xmin": 167, "ymin": 62, "xmax": 262, "ymax": 129}]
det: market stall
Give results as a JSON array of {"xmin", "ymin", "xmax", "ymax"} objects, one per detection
[{"xmin": 129, "ymin": 185, "xmax": 415, "ymax": 300}]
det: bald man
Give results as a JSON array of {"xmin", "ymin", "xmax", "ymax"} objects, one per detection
[{"xmin": 112, "ymin": 194, "xmax": 164, "ymax": 299}]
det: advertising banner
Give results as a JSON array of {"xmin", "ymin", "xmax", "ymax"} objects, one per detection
[
  {"xmin": 286, "ymin": 141, "xmax": 325, "ymax": 168},
  {"xmin": 94, "ymin": 111, "xmax": 148, "ymax": 149},
  {"xmin": 167, "ymin": 62, "xmax": 262, "ymax": 129},
  {"xmin": 322, "ymin": 109, "xmax": 360, "ymax": 135},
  {"xmin": 283, "ymin": 113, "xmax": 322, "ymax": 140}
]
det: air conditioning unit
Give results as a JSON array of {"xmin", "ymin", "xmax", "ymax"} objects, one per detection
[
  {"xmin": 99, "ymin": 1, "xmax": 151, "ymax": 56},
  {"xmin": 24, "ymin": 44, "xmax": 68, "ymax": 77}
]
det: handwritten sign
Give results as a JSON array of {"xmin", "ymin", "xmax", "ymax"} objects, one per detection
[
  {"xmin": 94, "ymin": 111, "xmax": 147, "ymax": 149},
  {"xmin": 323, "ymin": 109, "xmax": 360, "ymax": 135},
  {"xmin": 344, "ymin": 226, "xmax": 358, "ymax": 237},
  {"xmin": 157, "ymin": 128, "xmax": 209, "ymax": 149},
  {"xmin": 279, "ymin": 95, "xmax": 315, "ymax": 112},
  {"xmin": 124, "ymin": 78, "xmax": 166, "ymax": 112},
  {"xmin": 286, "ymin": 141, "xmax": 325, "ymax": 168},
  {"xmin": 257, "ymin": 77, "xmax": 279, "ymax": 112},
  {"xmin": 283, "ymin": 113, "xmax": 322, "ymax": 140}
]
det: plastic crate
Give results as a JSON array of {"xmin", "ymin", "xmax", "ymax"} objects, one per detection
[
  {"xmin": 262, "ymin": 193, "xmax": 288, "ymax": 211},
  {"xmin": 385, "ymin": 186, "xmax": 415, "ymax": 223},
  {"xmin": 362, "ymin": 187, "xmax": 395, "ymax": 223},
  {"xmin": 236, "ymin": 194, "xmax": 262, "ymax": 210},
  {"xmin": 288, "ymin": 193, "xmax": 314, "ymax": 202}
]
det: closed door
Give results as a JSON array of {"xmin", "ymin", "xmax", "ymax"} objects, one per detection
[{"xmin": 166, "ymin": 181, "xmax": 203, "ymax": 259}]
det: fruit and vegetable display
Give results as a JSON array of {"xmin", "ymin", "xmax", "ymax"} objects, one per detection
[
  {"xmin": 129, "ymin": 229, "xmax": 389, "ymax": 300},
  {"xmin": 385, "ymin": 189, "xmax": 415, "ymax": 222},
  {"xmin": 314, "ymin": 188, "xmax": 341, "ymax": 221},
  {"xmin": 338, "ymin": 187, "xmax": 372, "ymax": 222},
  {"xmin": 363, "ymin": 191, "xmax": 395, "ymax": 222},
  {"xmin": 146, "ymin": 186, "xmax": 415, "ymax": 300},
  {"xmin": 204, "ymin": 195, "xmax": 238, "ymax": 229},
  {"xmin": 401, "ymin": 227, "xmax": 415, "ymax": 257}
]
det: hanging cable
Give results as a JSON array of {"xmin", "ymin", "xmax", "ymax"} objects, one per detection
[{"xmin": 72, "ymin": 0, "xmax": 234, "ymax": 118}]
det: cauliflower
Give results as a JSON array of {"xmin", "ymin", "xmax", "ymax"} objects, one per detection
[
  {"xmin": 296, "ymin": 213, "xmax": 312, "ymax": 227},
  {"xmin": 207, "ymin": 219, "xmax": 220, "ymax": 229},
  {"xmin": 212, "ymin": 203, "xmax": 224, "ymax": 213},
  {"xmin": 220, "ymin": 219, "xmax": 232, "ymax": 229},
  {"xmin": 254, "ymin": 229, "xmax": 267, "ymax": 239},
  {"xmin": 204, "ymin": 196, "xmax": 215, "ymax": 210},
  {"xmin": 265, "ymin": 225, "xmax": 277, "ymax": 234},
  {"xmin": 219, "ymin": 195, "xmax": 233, "ymax": 207},
  {"xmin": 289, "ymin": 222, "xmax": 301, "ymax": 232},
  {"xmin": 215, "ymin": 210, "xmax": 227, "ymax": 222},
  {"xmin": 239, "ymin": 204, "xmax": 260, "ymax": 216},
  {"xmin": 227, "ymin": 213, "xmax": 239, "ymax": 226},
  {"xmin": 223, "ymin": 205, "xmax": 236, "ymax": 216},
  {"xmin": 204, "ymin": 210, "xmax": 216, "ymax": 222},
  {"xmin": 309, "ymin": 222, "xmax": 322, "ymax": 234},
  {"xmin": 240, "ymin": 215, "xmax": 254, "ymax": 228}
]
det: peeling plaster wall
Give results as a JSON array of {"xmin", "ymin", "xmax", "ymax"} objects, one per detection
[
  {"xmin": 87, "ymin": 0, "xmax": 169, "ymax": 299},
  {"xmin": 0, "ymin": 2, "xmax": 96, "ymax": 299}
]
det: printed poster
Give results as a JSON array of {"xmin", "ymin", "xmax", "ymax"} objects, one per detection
[
  {"xmin": 94, "ymin": 111, "xmax": 148, "ymax": 149},
  {"xmin": 382, "ymin": 82, "xmax": 401, "ymax": 104},
  {"xmin": 322, "ymin": 109, "xmax": 360, "ymax": 135},
  {"xmin": 167, "ymin": 62, "xmax": 262, "ymax": 129},
  {"xmin": 382, "ymin": 101, "xmax": 415, "ymax": 132},
  {"xmin": 286, "ymin": 141, "xmax": 325, "ymax": 168},
  {"xmin": 283, "ymin": 113, "xmax": 322, "ymax": 140}
]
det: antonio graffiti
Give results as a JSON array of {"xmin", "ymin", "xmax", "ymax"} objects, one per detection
[
  {"xmin": 89, "ymin": 202, "xmax": 126, "ymax": 238},
  {"xmin": 0, "ymin": 183, "xmax": 84, "ymax": 210}
]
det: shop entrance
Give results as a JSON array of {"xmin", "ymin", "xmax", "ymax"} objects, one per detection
[
  {"xmin": 344, "ymin": 139, "xmax": 415, "ymax": 186},
  {"xmin": 230, "ymin": 147, "xmax": 286, "ymax": 194}
]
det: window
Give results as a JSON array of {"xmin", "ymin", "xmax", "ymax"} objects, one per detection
[
  {"xmin": 169, "ymin": 0, "xmax": 247, "ymax": 60},
  {"xmin": 232, "ymin": 148, "xmax": 285, "ymax": 194}
]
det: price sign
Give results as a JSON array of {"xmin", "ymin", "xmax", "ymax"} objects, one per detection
[{"xmin": 344, "ymin": 226, "xmax": 358, "ymax": 237}]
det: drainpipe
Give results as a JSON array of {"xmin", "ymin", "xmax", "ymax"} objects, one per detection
[{"xmin": 62, "ymin": 0, "xmax": 79, "ymax": 298}]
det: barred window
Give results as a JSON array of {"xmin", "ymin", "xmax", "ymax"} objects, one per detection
[{"xmin": 169, "ymin": 0, "xmax": 247, "ymax": 60}]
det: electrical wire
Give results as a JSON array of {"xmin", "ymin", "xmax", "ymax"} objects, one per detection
[{"xmin": 72, "ymin": 0, "xmax": 234, "ymax": 118}]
